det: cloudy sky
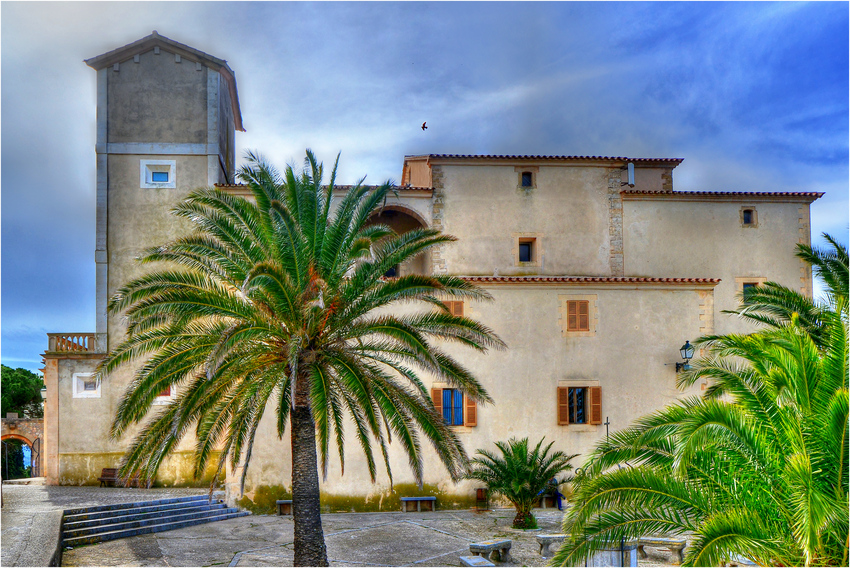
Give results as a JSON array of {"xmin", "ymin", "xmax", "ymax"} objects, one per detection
[{"xmin": 2, "ymin": 1, "xmax": 848, "ymax": 372}]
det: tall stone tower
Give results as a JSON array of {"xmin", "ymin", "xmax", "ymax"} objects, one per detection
[
  {"xmin": 41, "ymin": 33, "xmax": 242, "ymax": 485},
  {"xmin": 84, "ymin": 31, "xmax": 243, "ymax": 352}
]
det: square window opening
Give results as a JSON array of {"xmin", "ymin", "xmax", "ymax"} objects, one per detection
[
  {"xmin": 151, "ymin": 171, "xmax": 169, "ymax": 183},
  {"xmin": 521, "ymin": 171, "xmax": 533, "ymax": 187},
  {"xmin": 743, "ymin": 209, "xmax": 753, "ymax": 224},
  {"xmin": 566, "ymin": 300, "xmax": 590, "ymax": 332},
  {"xmin": 518, "ymin": 238, "xmax": 536, "ymax": 263},
  {"xmin": 568, "ymin": 387, "xmax": 587, "ymax": 424},
  {"xmin": 442, "ymin": 389, "xmax": 464, "ymax": 426}
]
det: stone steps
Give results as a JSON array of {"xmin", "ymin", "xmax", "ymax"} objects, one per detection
[{"xmin": 61, "ymin": 495, "xmax": 249, "ymax": 547}]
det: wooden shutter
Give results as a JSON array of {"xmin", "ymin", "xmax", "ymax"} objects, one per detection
[
  {"xmin": 578, "ymin": 301, "xmax": 589, "ymax": 331},
  {"xmin": 464, "ymin": 395, "xmax": 477, "ymax": 427},
  {"xmin": 589, "ymin": 386, "xmax": 602, "ymax": 425},
  {"xmin": 446, "ymin": 301, "xmax": 464, "ymax": 317},
  {"xmin": 431, "ymin": 388, "xmax": 442, "ymax": 416},
  {"xmin": 557, "ymin": 387, "xmax": 570, "ymax": 425},
  {"xmin": 158, "ymin": 386, "xmax": 171, "ymax": 397},
  {"xmin": 567, "ymin": 301, "xmax": 578, "ymax": 331}
]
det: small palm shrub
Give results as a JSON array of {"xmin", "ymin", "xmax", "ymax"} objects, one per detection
[{"xmin": 466, "ymin": 437, "xmax": 577, "ymax": 529}]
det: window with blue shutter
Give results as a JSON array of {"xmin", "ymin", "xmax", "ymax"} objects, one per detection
[{"xmin": 442, "ymin": 388, "xmax": 464, "ymax": 425}]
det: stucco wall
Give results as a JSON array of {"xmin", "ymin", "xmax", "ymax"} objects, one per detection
[
  {"xmin": 229, "ymin": 281, "xmax": 711, "ymax": 502},
  {"xmin": 623, "ymin": 197, "xmax": 813, "ymax": 335},
  {"xmin": 107, "ymin": 49, "xmax": 207, "ymax": 144}
]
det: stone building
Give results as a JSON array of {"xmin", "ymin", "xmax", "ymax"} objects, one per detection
[{"xmin": 43, "ymin": 33, "xmax": 822, "ymax": 509}]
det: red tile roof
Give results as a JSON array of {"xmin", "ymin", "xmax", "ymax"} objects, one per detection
[
  {"xmin": 460, "ymin": 276, "xmax": 720, "ymax": 285},
  {"xmin": 407, "ymin": 154, "xmax": 684, "ymax": 164},
  {"xmin": 622, "ymin": 190, "xmax": 824, "ymax": 197},
  {"xmin": 214, "ymin": 183, "xmax": 433, "ymax": 191}
]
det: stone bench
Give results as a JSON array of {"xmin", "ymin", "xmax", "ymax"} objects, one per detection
[
  {"xmin": 459, "ymin": 555, "xmax": 495, "ymax": 567},
  {"xmin": 469, "ymin": 539, "xmax": 511, "ymax": 563},
  {"xmin": 536, "ymin": 533, "xmax": 568, "ymax": 557},
  {"xmin": 638, "ymin": 536, "xmax": 687, "ymax": 565},
  {"xmin": 400, "ymin": 496, "xmax": 436, "ymax": 512},
  {"xmin": 276, "ymin": 500, "xmax": 292, "ymax": 515}
]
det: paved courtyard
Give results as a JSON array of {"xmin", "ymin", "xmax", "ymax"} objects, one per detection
[{"xmin": 2, "ymin": 482, "xmax": 674, "ymax": 567}]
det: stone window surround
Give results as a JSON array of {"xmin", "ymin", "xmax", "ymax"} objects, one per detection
[
  {"xmin": 558, "ymin": 294, "xmax": 598, "ymax": 337},
  {"xmin": 557, "ymin": 379, "xmax": 600, "ymax": 431},
  {"xmin": 512, "ymin": 232, "xmax": 543, "ymax": 267},
  {"xmin": 431, "ymin": 382, "xmax": 474, "ymax": 432},
  {"xmin": 72, "ymin": 372, "xmax": 101, "ymax": 399},
  {"xmin": 140, "ymin": 159, "xmax": 177, "ymax": 189},
  {"xmin": 735, "ymin": 276, "xmax": 768, "ymax": 293},
  {"xmin": 740, "ymin": 206, "xmax": 758, "ymax": 228},
  {"xmin": 515, "ymin": 166, "xmax": 538, "ymax": 189}
]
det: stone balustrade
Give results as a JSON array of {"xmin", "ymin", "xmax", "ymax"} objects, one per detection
[{"xmin": 47, "ymin": 333, "xmax": 97, "ymax": 353}]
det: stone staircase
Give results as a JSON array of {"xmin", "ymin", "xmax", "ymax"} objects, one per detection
[{"xmin": 61, "ymin": 494, "xmax": 249, "ymax": 547}]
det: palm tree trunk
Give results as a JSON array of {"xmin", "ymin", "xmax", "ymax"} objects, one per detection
[{"xmin": 291, "ymin": 375, "xmax": 328, "ymax": 566}]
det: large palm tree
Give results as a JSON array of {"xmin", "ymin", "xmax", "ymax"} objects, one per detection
[
  {"xmin": 553, "ymin": 237, "xmax": 849, "ymax": 567},
  {"xmin": 101, "ymin": 150, "xmax": 504, "ymax": 566},
  {"xmin": 466, "ymin": 437, "xmax": 577, "ymax": 528}
]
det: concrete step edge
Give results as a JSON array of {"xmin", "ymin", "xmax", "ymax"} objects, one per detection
[
  {"xmin": 63, "ymin": 494, "xmax": 211, "ymax": 515},
  {"xmin": 62, "ymin": 508, "xmax": 241, "ymax": 539},
  {"xmin": 63, "ymin": 499, "xmax": 222, "ymax": 521},
  {"xmin": 63, "ymin": 501, "xmax": 224, "ymax": 523},
  {"xmin": 62, "ymin": 512, "xmax": 250, "ymax": 547},
  {"xmin": 63, "ymin": 504, "xmax": 228, "ymax": 530}
]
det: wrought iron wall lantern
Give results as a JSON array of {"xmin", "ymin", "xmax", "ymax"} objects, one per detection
[{"xmin": 676, "ymin": 340, "xmax": 695, "ymax": 372}]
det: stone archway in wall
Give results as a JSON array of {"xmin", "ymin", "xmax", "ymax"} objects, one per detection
[
  {"xmin": 1, "ymin": 419, "xmax": 44, "ymax": 478},
  {"xmin": 366, "ymin": 205, "xmax": 430, "ymax": 276}
]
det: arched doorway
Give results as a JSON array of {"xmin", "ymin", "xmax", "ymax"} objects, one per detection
[
  {"xmin": 1, "ymin": 434, "xmax": 40, "ymax": 480},
  {"xmin": 366, "ymin": 206, "xmax": 430, "ymax": 277}
]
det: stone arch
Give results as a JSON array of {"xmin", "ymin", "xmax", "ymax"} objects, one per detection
[
  {"xmin": 2, "ymin": 433, "xmax": 35, "ymax": 446},
  {"xmin": 367, "ymin": 205, "xmax": 430, "ymax": 276}
]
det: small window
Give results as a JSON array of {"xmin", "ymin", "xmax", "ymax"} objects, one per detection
[
  {"xmin": 158, "ymin": 386, "xmax": 171, "ymax": 397},
  {"xmin": 72, "ymin": 372, "xmax": 101, "ymax": 399},
  {"xmin": 740, "ymin": 206, "xmax": 758, "ymax": 228},
  {"xmin": 141, "ymin": 159, "xmax": 176, "ymax": 189},
  {"xmin": 518, "ymin": 238, "xmax": 536, "ymax": 263},
  {"xmin": 515, "ymin": 166, "xmax": 538, "ymax": 189},
  {"xmin": 444, "ymin": 301, "xmax": 464, "ymax": 317},
  {"xmin": 432, "ymin": 387, "xmax": 477, "ymax": 427},
  {"xmin": 567, "ymin": 300, "xmax": 590, "ymax": 332},
  {"xmin": 557, "ymin": 386, "xmax": 601, "ymax": 425},
  {"xmin": 384, "ymin": 265, "xmax": 399, "ymax": 278},
  {"xmin": 521, "ymin": 171, "xmax": 533, "ymax": 187}
]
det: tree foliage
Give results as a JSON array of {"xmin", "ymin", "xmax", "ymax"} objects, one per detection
[
  {"xmin": 1, "ymin": 365, "xmax": 44, "ymax": 418},
  {"xmin": 466, "ymin": 437, "xmax": 576, "ymax": 528},
  {"xmin": 100, "ymin": 150, "xmax": 504, "ymax": 565},
  {"xmin": 554, "ymin": 235, "xmax": 848, "ymax": 567}
]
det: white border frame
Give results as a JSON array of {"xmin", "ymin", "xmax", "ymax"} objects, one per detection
[
  {"xmin": 140, "ymin": 159, "xmax": 177, "ymax": 189},
  {"xmin": 72, "ymin": 372, "xmax": 101, "ymax": 399}
]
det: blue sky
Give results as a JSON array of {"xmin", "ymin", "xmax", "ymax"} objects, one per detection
[{"xmin": 2, "ymin": 1, "xmax": 848, "ymax": 372}]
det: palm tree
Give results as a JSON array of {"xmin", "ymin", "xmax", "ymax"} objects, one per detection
[
  {"xmin": 101, "ymin": 150, "xmax": 505, "ymax": 566},
  {"xmin": 466, "ymin": 437, "xmax": 577, "ymax": 529},
  {"xmin": 553, "ymin": 237, "xmax": 848, "ymax": 567}
]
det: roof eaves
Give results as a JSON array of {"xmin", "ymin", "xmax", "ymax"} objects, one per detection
[{"xmin": 460, "ymin": 276, "xmax": 720, "ymax": 285}]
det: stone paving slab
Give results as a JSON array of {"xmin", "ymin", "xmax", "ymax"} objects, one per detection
[{"xmin": 3, "ymin": 483, "xmax": 675, "ymax": 567}]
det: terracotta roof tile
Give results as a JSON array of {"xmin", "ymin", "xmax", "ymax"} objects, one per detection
[
  {"xmin": 406, "ymin": 154, "xmax": 684, "ymax": 164},
  {"xmin": 460, "ymin": 276, "xmax": 720, "ymax": 284},
  {"xmin": 622, "ymin": 190, "xmax": 824, "ymax": 197},
  {"xmin": 214, "ymin": 183, "xmax": 433, "ymax": 191}
]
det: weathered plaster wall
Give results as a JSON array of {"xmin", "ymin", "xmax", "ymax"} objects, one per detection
[
  {"xmin": 623, "ymin": 198, "xmax": 814, "ymax": 335},
  {"xmin": 436, "ymin": 164, "xmax": 615, "ymax": 276},
  {"xmin": 107, "ymin": 49, "xmax": 207, "ymax": 144},
  {"xmin": 228, "ymin": 282, "xmax": 711, "ymax": 504}
]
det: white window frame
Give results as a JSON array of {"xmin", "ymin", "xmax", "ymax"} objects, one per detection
[
  {"xmin": 72, "ymin": 372, "xmax": 101, "ymax": 399},
  {"xmin": 140, "ymin": 159, "xmax": 176, "ymax": 189},
  {"xmin": 152, "ymin": 385, "xmax": 176, "ymax": 405}
]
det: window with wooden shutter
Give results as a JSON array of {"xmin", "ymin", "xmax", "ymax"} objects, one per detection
[
  {"xmin": 158, "ymin": 386, "xmax": 171, "ymax": 397},
  {"xmin": 557, "ymin": 387, "xmax": 569, "ymax": 425},
  {"xmin": 567, "ymin": 300, "xmax": 590, "ymax": 332},
  {"xmin": 431, "ymin": 388, "xmax": 442, "ymax": 417},
  {"xmin": 589, "ymin": 386, "xmax": 602, "ymax": 425},
  {"xmin": 445, "ymin": 301, "xmax": 464, "ymax": 317},
  {"xmin": 464, "ymin": 396, "xmax": 477, "ymax": 427}
]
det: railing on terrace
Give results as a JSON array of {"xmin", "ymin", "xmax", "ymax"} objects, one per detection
[{"xmin": 47, "ymin": 333, "xmax": 97, "ymax": 353}]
